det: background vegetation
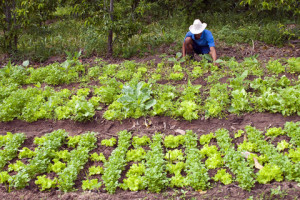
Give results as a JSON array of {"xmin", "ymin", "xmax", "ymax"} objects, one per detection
[{"xmin": 0, "ymin": 0, "xmax": 299, "ymax": 62}]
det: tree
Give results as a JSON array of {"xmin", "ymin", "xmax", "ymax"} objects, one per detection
[{"xmin": 0, "ymin": 0, "xmax": 59, "ymax": 54}]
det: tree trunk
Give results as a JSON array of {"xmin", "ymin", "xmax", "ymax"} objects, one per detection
[
  {"xmin": 107, "ymin": 0, "xmax": 114, "ymax": 56},
  {"xmin": 4, "ymin": 0, "xmax": 12, "ymax": 51}
]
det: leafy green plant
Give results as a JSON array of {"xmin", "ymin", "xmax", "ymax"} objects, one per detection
[
  {"xmin": 89, "ymin": 166, "xmax": 104, "ymax": 176},
  {"xmin": 102, "ymin": 130, "xmax": 132, "ymax": 194},
  {"xmin": 164, "ymin": 135, "xmax": 184, "ymax": 148},
  {"xmin": 215, "ymin": 128, "xmax": 256, "ymax": 190},
  {"xmin": 266, "ymin": 60, "xmax": 285, "ymax": 74},
  {"xmin": 165, "ymin": 149, "xmax": 185, "ymax": 162},
  {"xmin": 117, "ymin": 81, "xmax": 157, "ymax": 119},
  {"xmin": 11, "ymin": 130, "xmax": 67, "ymax": 189},
  {"xmin": 257, "ymin": 164, "xmax": 283, "ymax": 184},
  {"xmin": 8, "ymin": 161, "xmax": 26, "ymax": 172},
  {"xmin": 67, "ymin": 135, "xmax": 81, "ymax": 148},
  {"xmin": 213, "ymin": 169, "xmax": 233, "ymax": 185},
  {"xmin": 90, "ymin": 152, "xmax": 106, "ymax": 162},
  {"xmin": 184, "ymin": 130, "xmax": 210, "ymax": 190},
  {"xmin": 169, "ymin": 72, "xmax": 184, "ymax": 81},
  {"xmin": 18, "ymin": 147, "xmax": 36, "ymax": 159},
  {"xmin": 0, "ymin": 132, "xmax": 26, "ymax": 170},
  {"xmin": 0, "ymin": 171, "xmax": 10, "ymax": 184},
  {"xmin": 199, "ymin": 133, "xmax": 215, "ymax": 145},
  {"xmin": 132, "ymin": 136, "xmax": 151, "ymax": 148},
  {"xmin": 35, "ymin": 175, "xmax": 57, "ymax": 191},
  {"xmin": 58, "ymin": 132, "xmax": 97, "ymax": 192},
  {"xmin": 82, "ymin": 179, "xmax": 102, "ymax": 191},
  {"xmin": 101, "ymin": 137, "xmax": 117, "ymax": 147},
  {"xmin": 145, "ymin": 133, "xmax": 169, "ymax": 193},
  {"xmin": 266, "ymin": 127, "xmax": 284, "ymax": 137},
  {"xmin": 234, "ymin": 130, "xmax": 244, "ymax": 138},
  {"xmin": 166, "ymin": 162, "xmax": 185, "ymax": 175},
  {"xmin": 277, "ymin": 140, "xmax": 289, "ymax": 152},
  {"xmin": 48, "ymin": 159, "xmax": 66, "ymax": 173},
  {"xmin": 287, "ymin": 148, "xmax": 300, "ymax": 163},
  {"xmin": 126, "ymin": 148, "xmax": 146, "ymax": 162}
]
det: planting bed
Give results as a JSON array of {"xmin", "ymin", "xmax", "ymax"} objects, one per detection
[{"xmin": 0, "ymin": 55, "xmax": 299, "ymax": 199}]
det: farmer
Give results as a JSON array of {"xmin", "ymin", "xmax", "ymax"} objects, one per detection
[{"xmin": 182, "ymin": 19, "xmax": 217, "ymax": 62}]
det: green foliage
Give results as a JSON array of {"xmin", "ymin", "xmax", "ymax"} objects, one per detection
[
  {"xmin": 164, "ymin": 135, "xmax": 185, "ymax": 148},
  {"xmin": 229, "ymin": 89, "xmax": 252, "ymax": 114},
  {"xmin": 67, "ymin": 135, "xmax": 81, "ymax": 148},
  {"xmin": 82, "ymin": 179, "xmax": 102, "ymax": 191},
  {"xmin": 204, "ymin": 83, "xmax": 230, "ymax": 119},
  {"xmin": 58, "ymin": 132, "xmax": 97, "ymax": 192},
  {"xmin": 121, "ymin": 175, "xmax": 146, "ymax": 191},
  {"xmin": 132, "ymin": 136, "xmax": 151, "ymax": 148},
  {"xmin": 145, "ymin": 134, "xmax": 169, "ymax": 193},
  {"xmin": 200, "ymin": 145, "xmax": 223, "ymax": 169},
  {"xmin": 165, "ymin": 149, "xmax": 185, "ymax": 162},
  {"xmin": 8, "ymin": 160, "xmax": 26, "ymax": 172},
  {"xmin": 126, "ymin": 148, "xmax": 146, "ymax": 162},
  {"xmin": 0, "ymin": 171, "xmax": 10, "ymax": 184},
  {"xmin": 245, "ymin": 125, "xmax": 299, "ymax": 182},
  {"xmin": 0, "ymin": 132, "xmax": 26, "ymax": 170},
  {"xmin": 101, "ymin": 137, "xmax": 117, "ymax": 147},
  {"xmin": 35, "ymin": 175, "xmax": 57, "ymax": 191},
  {"xmin": 94, "ymin": 78, "xmax": 122, "ymax": 104},
  {"xmin": 121, "ymin": 163, "xmax": 147, "ymax": 191},
  {"xmin": 238, "ymin": 141, "xmax": 258, "ymax": 152},
  {"xmin": 90, "ymin": 152, "xmax": 106, "ymax": 162},
  {"xmin": 169, "ymin": 72, "xmax": 184, "ymax": 80},
  {"xmin": 102, "ymin": 130, "xmax": 132, "ymax": 194},
  {"xmin": 184, "ymin": 130, "xmax": 210, "ymax": 190},
  {"xmin": 266, "ymin": 127, "xmax": 285, "ymax": 137},
  {"xmin": 89, "ymin": 166, "xmax": 104, "ymax": 176},
  {"xmin": 286, "ymin": 57, "xmax": 300, "ymax": 73},
  {"xmin": 240, "ymin": 0, "xmax": 299, "ymax": 15},
  {"xmin": 199, "ymin": 133, "xmax": 215, "ymax": 145},
  {"xmin": 48, "ymin": 159, "xmax": 66, "ymax": 173},
  {"xmin": 234, "ymin": 130, "xmax": 244, "ymax": 138},
  {"xmin": 257, "ymin": 164, "xmax": 283, "ymax": 184},
  {"xmin": 10, "ymin": 130, "xmax": 67, "ymax": 189},
  {"xmin": 176, "ymin": 100, "xmax": 199, "ymax": 121},
  {"xmin": 166, "ymin": 162, "xmax": 185, "ymax": 175},
  {"xmin": 191, "ymin": 66, "xmax": 203, "ymax": 79},
  {"xmin": 117, "ymin": 81, "xmax": 157, "ymax": 119},
  {"xmin": 55, "ymin": 150, "xmax": 71, "ymax": 162},
  {"xmin": 287, "ymin": 148, "xmax": 300, "ymax": 163},
  {"xmin": 284, "ymin": 121, "xmax": 300, "ymax": 147},
  {"xmin": 215, "ymin": 128, "xmax": 256, "ymax": 190},
  {"xmin": 18, "ymin": 147, "xmax": 36, "ymax": 159},
  {"xmin": 277, "ymin": 140, "xmax": 289, "ymax": 152},
  {"xmin": 213, "ymin": 169, "xmax": 233, "ymax": 185},
  {"xmin": 266, "ymin": 60, "xmax": 285, "ymax": 74}
]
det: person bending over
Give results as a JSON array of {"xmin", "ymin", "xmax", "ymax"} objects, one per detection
[{"xmin": 182, "ymin": 19, "xmax": 217, "ymax": 62}]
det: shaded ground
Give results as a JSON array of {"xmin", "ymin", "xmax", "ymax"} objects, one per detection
[
  {"xmin": 0, "ymin": 113, "xmax": 299, "ymax": 200},
  {"xmin": 1, "ymin": 39, "xmax": 299, "ymax": 67}
]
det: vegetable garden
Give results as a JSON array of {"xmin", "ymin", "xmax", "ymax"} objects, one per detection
[{"xmin": 0, "ymin": 55, "xmax": 300, "ymax": 199}]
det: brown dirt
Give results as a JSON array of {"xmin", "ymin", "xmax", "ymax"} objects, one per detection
[
  {"xmin": 0, "ymin": 113, "xmax": 300, "ymax": 200},
  {"xmin": 1, "ymin": 40, "xmax": 299, "ymax": 67}
]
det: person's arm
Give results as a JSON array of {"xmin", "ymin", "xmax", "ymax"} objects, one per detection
[{"xmin": 209, "ymin": 46, "xmax": 217, "ymax": 62}]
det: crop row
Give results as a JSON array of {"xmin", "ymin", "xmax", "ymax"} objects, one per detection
[
  {"xmin": 0, "ymin": 69, "xmax": 299, "ymax": 122},
  {"xmin": 1, "ymin": 56, "xmax": 299, "ymax": 87},
  {"xmin": 0, "ymin": 121, "xmax": 299, "ymax": 193}
]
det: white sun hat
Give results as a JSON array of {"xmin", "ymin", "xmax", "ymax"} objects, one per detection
[{"xmin": 189, "ymin": 19, "xmax": 207, "ymax": 34}]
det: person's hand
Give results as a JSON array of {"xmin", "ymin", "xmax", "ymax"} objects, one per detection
[{"xmin": 213, "ymin": 61, "xmax": 220, "ymax": 67}]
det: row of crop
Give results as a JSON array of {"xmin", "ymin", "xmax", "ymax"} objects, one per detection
[
  {"xmin": 1, "ymin": 57, "xmax": 299, "ymax": 87},
  {"xmin": 0, "ymin": 122, "xmax": 299, "ymax": 192},
  {"xmin": 0, "ymin": 73, "xmax": 299, "ymax": 122}
]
